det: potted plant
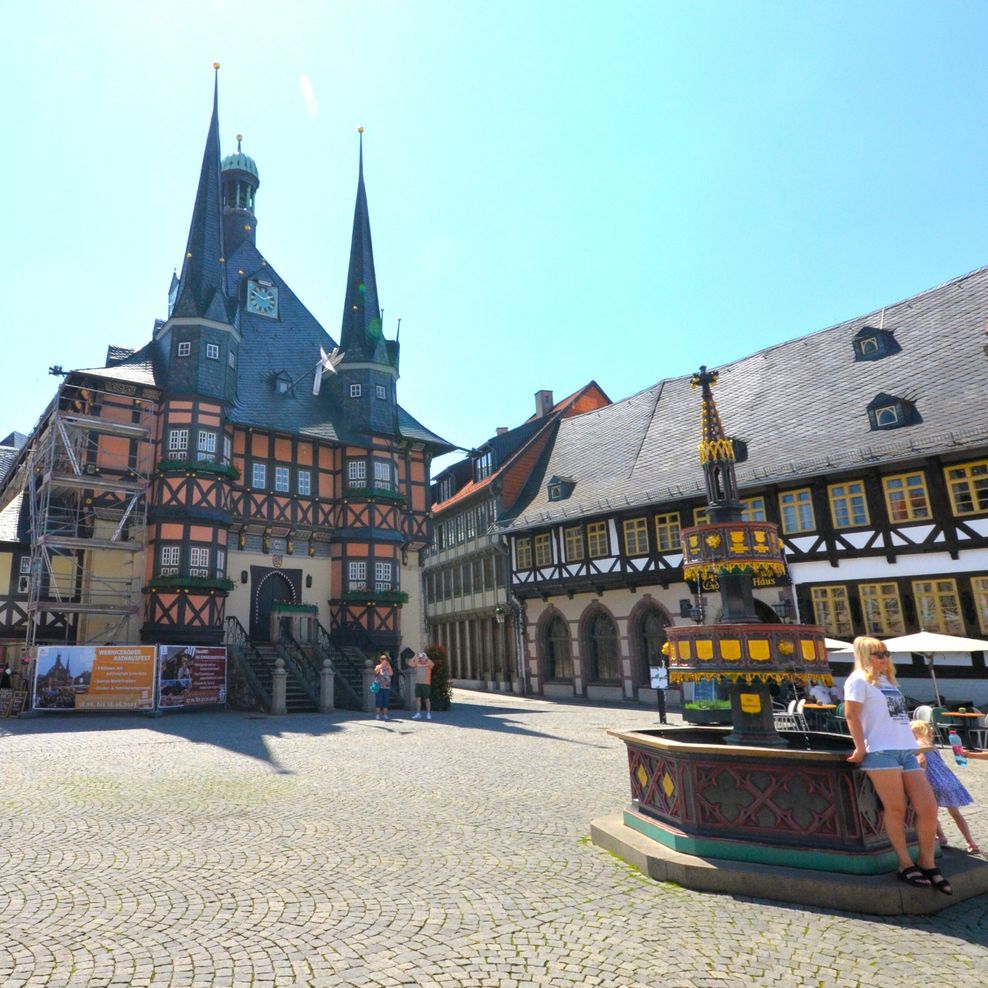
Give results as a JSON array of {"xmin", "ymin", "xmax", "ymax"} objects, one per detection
[{"xmin": 682, "ymin": 698, "xmax": 732, "ymax": 725}]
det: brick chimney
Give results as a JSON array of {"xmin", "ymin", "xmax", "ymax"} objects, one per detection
[
  {"xmin": 534, "ymin": 390, "xmax": 554, "ymax": 418},
  {"xmin": 495, "ymin": 427, "xmax": 508, "ymax": 436}
]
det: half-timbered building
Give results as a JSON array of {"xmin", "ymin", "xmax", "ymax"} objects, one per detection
[
  {"xmin": 424, "ymin": 384, "xmax": 610, "ymax": 690},
  {"xmin": 498, "ymin": 267, "xmax": 988, "ymax": 704},
  {"xmin": 0, "ymin": 72, "xmax": 451, "ymax": 677}
]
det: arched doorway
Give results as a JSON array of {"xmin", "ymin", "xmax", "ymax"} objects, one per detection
[
  {"xmin": 542, "ymin": 615, "xmax": 573, "ymax": 681},
  {"xmin": 586, "ymin": 611, "xmax": 620, "ymax": 682},
  {"xmin": 635, "ymin": 608, "xmax": 670, "ymax": 685},
  {"xmin": 251, "ymin": 571, "xmax": 295, "ymax": 640}
]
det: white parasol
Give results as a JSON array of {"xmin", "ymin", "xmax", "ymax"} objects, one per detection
[{"xmin": 881, "ymin": 631, "xmax": 988, "ymax": 705}]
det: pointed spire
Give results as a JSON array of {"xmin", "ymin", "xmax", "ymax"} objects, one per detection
[
  {"xmin": 690, "ymin": 365, "xmax": 740, "ymax": 511},
  {"xmin": 172, "ymin": 63, "xmax": 228, "ymax": 321},
  {"xmin": 339, "ymin": 127, "xmax": 388, "ymax": 363}
]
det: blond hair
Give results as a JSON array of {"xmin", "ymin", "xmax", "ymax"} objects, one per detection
[
  {"xmin": 852, "ymin": 635, "xmax": 898, "ymax": 687},
  {"xmin": 910, "ymin": 719, "xmax": 934, "ymax": 745}
]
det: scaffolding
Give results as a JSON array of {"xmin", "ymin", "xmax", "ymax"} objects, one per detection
[{"xmin": 11, "ymin": 377, "xmax": 158, "ymax": 649}]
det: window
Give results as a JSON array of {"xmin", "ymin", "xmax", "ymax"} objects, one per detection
[
  {"xmin": 828, "ymin": 480, "xmax": 869, "ymax": 528},
  {"xmin": 228, "ymin": 350, "xmax": 236, "ymax": 369},
  {"xmin": 973, "ymin": 576, "xmax": 988, "ymax": 634},
  {"xmin": 912, "ymin": 579, "xmax": 964, "ymax": 635},
  {"xmin": 858, "ymin": 336, "xmax": 879, "ymax": 357},
  {"xmin": 347, "ymin": 460, "xmax": 366, "ymax": 484},
  {"xmin": 810, "ymin": 585, "xmax": 853, "ymax": 639},
  {"xmin": 216, "ymin": 548, "xmax": 225, "ymax": 579},
  {"xmin": 168, "ymin": 429, "xmax": 189, "ymax": 454},
  {"xmin": 564, "ymin": 526, "xmax": 585, "ymax": 562},
  {"xmin": 375, "ymin": 561, "xmax": 393, "ymax": 592},
  {"xmin": 376, "ymin": 384, "xmax": 387, "ymax": 399},
  {"xmin": 474, "ymin": 450, "xmax": 493, "ymax": 482},
  {"xmin": 205, "ymin": 343, "xmax": 220, "ymax": 360},
  {"xmin": 348, "ymin": 560, "xmax": 367, "ymax": 591},
  {"xmin": 465, "ymin": 510, "xmax": 477, "ymax": 540},
  {"xmin": 274, "ymin": 466, "xmax": 290, "ymax": 493},
  {"xmin": 874, "ymin": 404, "xmax": 899, "ymax": 428},
  {"xmin": 945, "ymin": 460, "xmax": 988, "ymax": 516},
  {"xmin": 462, "ymin": 561, "xmax": 472, "ymax": 595},
  {"xmin": 177, "ymin": 341, "xmax": 191, "ymax": 357},
  {"xmin": 588, "ymin": 612, "xmax": 619, "ymax": 681},
  {"xmin": 515, "ymin": 538, "xmax": 532, "ymax": 569},
  {"xmin": 883, "ymin": 472, "xmax": 931, "ymax": 522},
  {"xmin": 654, "ymin": 513, "xmax": 681, "ymax": 552},
  {"xmin": 197, "ymin": 430, "xmax": 216, "ymax": 457},
  {"xmin": 373, "ymin": 461, "xmax": 394, "ymax": 490},
  {"xmin": 251, "ymin": 463, "xmax": 266, "ymax": 489},
  {"xmin": 853, "ymin": 327, "xmax": 900, "ymax": 361},
  {"xmin": 859, "ymin": 582, "xmax": 906, "ymax": 636},
  {"xmin": 297, "ymin": 470, "xmax": 311, "ymax": 497},
  {"xmin": 623, "ymin": 518, "xmax": 649, "ymax": 555},
  {"xmin": 190, "ymin": 547, "xmax": 209, "ymax": 568},
  {"xmin": 779, "ymin": 488, "xmax": 815, "ymax": 534},
  {"xmin": 160, "ymin": 546, "xmax": 179, "ymax": 568},
  {"xmin": 19, "ymin": 557, "xmax": 31, "ymax": 575},
  {"xmin": 587, "ymin": 521, "xmax": 608, "ymax": 558},
  {"xmin": 693, "ymin": 507, "xmax": 709, "ymax": 526},
  {"xmin": 534, "ymin": 533, "xmax": 552, "ymax": 567},
  {"xmin": 867, "ymin": 393, "xmax": 918, "ymax": 431},
  {"xmin": 544, "ymin": 616, "xmax": 572, "ymax": 680},
  {"xmin": 638, "ymin": 609, "xmax": 670, "ymax": 684},
  {"xmin": 223, "ymin": 435, "xmax": 232, "ymax": 464},
  {"xmin": 349, "ymin": 384, "xmax": 362, "ymax": 398},
  {"xmin": 17, "ymin": 576, "xmax": 29, "ymax": 594},
  {"xmin": 740, "ymin": 497, "xmax": 767, "ymax": 522}
]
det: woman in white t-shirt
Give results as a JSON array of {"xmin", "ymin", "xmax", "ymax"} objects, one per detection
[{"xmin": 844, "ymin": 636, "xmax": 949, "ymax": 894}]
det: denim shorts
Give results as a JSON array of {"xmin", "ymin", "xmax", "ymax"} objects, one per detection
[
  {"xmin": 374, "ymin": 689, "xmax": 391, "ymax": 708},
  {"xmin": 861, "ymin": 748, "xmax": 922, "ymax": 772}
]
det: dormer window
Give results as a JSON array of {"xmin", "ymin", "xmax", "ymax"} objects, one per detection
[
  {"xmin": 547, "ymin": 475, "xmax": 576, "ymax": 502},
  {"xmin": 853, "ymin": 326, "xmax": 901, "ymax": 361},
  {"xmin": 275, "ymin": 373, "xmax": 292, "ymax": 394},
  {"xmin": 349, "ymin": 383, "xmax": 362, "ymax": 398},
  {"xmin": 473, "ymin": 449, "xmax": 494, "ymax": 482},
  {"xmin": 867, "ymin": 392, "xmax": 920, "ymax": 430}
]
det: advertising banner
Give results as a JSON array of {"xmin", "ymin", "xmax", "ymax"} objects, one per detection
[
  {"xmin": 157, "ymin": 646, "xmax": 227, "ymax": 709},
  {"xmin": 34, "ymin": 645, "xmax": 156, "ymax": 711}
]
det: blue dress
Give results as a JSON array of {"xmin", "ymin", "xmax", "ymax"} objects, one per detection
[{"xmin": 924, "ymin": 747, "xmax": 973, "ymax": 808}]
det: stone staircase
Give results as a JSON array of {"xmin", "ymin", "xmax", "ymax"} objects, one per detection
[{"xmin": 246, "ymin": 644, "xmax": 318, "ymax": 713}]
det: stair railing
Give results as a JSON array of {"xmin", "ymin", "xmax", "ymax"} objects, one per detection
[
  {"xmin": 314, "ymin": 621, "xmax": 365, "ymax": 710},
  {"xmin": 275, "ymin": 627, "xmax": 320, "ymax": 706},
  {"xmin": 223, "ymin": 616, "xmax": 271, "ymax": 711}
]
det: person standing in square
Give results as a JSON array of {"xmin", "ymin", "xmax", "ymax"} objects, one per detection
[{"xmin": 410, "ymin": 650, "xmax": 434, "ymax": 721}]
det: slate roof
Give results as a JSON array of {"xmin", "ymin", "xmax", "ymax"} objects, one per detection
[
  {"xmin": 0, "ymin": 492, "xmax": 26, "ymax": 543},
  {"xmin": 503, "ymin": 264, "xmax": 988, "ymax": 530}
]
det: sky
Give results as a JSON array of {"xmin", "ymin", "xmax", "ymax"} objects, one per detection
[{"xmin": 4, "ymin": 1, "xmax": 988, "ymax": 476}]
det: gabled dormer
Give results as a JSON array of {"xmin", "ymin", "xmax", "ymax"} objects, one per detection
[
  {"xmin": 867, "ymin": 392, "xmax": 921, "ymax": 430},
  {"xmin": 547, "ymin": 475, "xmax": 576, "ymax": 502},
  {"xmin": 853, "ymin": 325, "xmax": 901, "ymax": 361}
]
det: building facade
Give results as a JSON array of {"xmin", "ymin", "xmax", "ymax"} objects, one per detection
[
  {"xmin": 498, "ymin": 269, "xmax": 988, "ymax": 704},
  {"xmin": 424, "ymin": 384, "xmax": 610, "ymax": 690},
  {"xmin": 0, "ymin": 73, "xmax": 451, "ymax": 667}
]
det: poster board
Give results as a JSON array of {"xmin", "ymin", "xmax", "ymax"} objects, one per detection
[
  {"xmin": 649, "ymin": 665, "xmax": 669, "ymax": 690},
  {"xmin": 157, "ymin": 646, "xmax": 227, "ymax": 709},
  {"xmin": 33, "ymin": 646, "xmax": 156, "ymax": 711}
]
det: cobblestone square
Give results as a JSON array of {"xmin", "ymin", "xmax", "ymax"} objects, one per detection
[{"xmin": 1, "ymin": 691, "xmax": 986, "ymax": 987}]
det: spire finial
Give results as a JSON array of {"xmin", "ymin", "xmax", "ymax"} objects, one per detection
[
  {"xmin": 357, "ymin": 126, "xmax": 364, "ymax": 179},
  {"xmin": 236, "ymin": 133, "xmax": 243, "ymax": 152},
  {"xmin": 213, "ymin": 61, "xmax": 220, "ymax": 71}
]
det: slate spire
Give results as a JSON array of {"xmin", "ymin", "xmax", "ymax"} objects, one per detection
[
  {"xmin": 339, "ymin": 129, "xmax": 388, "ymax": 364},
  {"xmin": 171, "ymin": 64, "xmax": 229, "ymax": 322}
]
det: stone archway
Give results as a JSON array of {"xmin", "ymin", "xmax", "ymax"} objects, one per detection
[{"xmin": 250, "ymin": 571, "xmax": 296, "ymax": 641}]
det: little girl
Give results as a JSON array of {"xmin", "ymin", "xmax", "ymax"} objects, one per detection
[{"xmin": 911, "ymin": 720, "xmax": 980, "ymax": 854}]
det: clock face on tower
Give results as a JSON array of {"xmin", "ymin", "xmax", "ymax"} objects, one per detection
[{"xmin": 246, "ymin": 280, "xmax": 279, "ymax": 318}]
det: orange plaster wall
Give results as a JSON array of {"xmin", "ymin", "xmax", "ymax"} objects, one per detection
[
  {"xmin": 167, "ymin": 412, "xmax": 193, "ymax": 425},
  {"xmin": 160, "ymin": 523, "xmax": 184, "ymax": 540},
  {"xmin": 233, "ymin": 431, "xmax": 247, "ymax": 454},
  {"xmin": 274, "ymin": 438, "xmax": 291, "ymax": 461},
  {"xmin": 297, "ymin": 443, "xmax": 313, "ymax": 467},
  {"xmin": 189, "ymin": 526, "xmax": 214, "ymax": 542},
  {"xmin": 251, "ymin": 433, "xmax": 270, "ymax": 458}
]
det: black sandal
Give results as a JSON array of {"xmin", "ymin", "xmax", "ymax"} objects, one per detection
[
  {"xmin": 920, "ymin": 867, "xmax": 953, "ymax": 895},
  {"xmin": 896, "ymin": 866, "xmax": 932, "ymax": 888}
]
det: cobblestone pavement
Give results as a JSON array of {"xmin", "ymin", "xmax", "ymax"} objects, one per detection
[{"xmin": 0, "ymin": 691, "xmax": 986, "ymax": 988}]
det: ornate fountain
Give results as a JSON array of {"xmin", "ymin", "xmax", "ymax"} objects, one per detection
[{"xmin": 604, "ymin": 367, "xmax": 904, "ymax": 876}]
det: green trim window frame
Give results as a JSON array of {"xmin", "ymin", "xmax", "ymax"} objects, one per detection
[
  {"xmin": 828, "ymin": 480, "xmax": 869, "ymax": 529},
  {"xmin": 945, "ymin": 460, "xmax": 988, "ymax": 516},
  {"xmin": 779, "ymin": 488, "xmax": 815, "ymax": 534},
  {"xmin": 810, "ymin": 585, "xmax": 853, "ymax": 639},
  {"xmin": 973, "ymin": 576, "xmax": 988, "ymax": 635},
  {"xmin": 859, "ymin": 582, "xmax": 906, "ymax": 637},
  {"xmin": 515, "ymin": 538, "xmax": 532, "ymax": 570},
  {"xmin": 912, "ymin": 578, "xmax": 965, "ymax": 635},
  {"xmin": 534, "ymin": 533, "xmax": 552, "ymax": 567},
  {"xmin": 623, "ymin": 517, "xmax": 649, "ymax": 555},
  {"xmin": 564, "ymin": 525, "xmax": 585, "ymax": 562},
  {"xmin": 882, "ymin": 472, "xmax": 931, "ymax": 522},
  {"xmin": 587, "ymin": 521, "xmax": 609, "ymax": 559},
  {"xmin": 654, "ymin": 512, "xmax": 680, "ymax": 552}
]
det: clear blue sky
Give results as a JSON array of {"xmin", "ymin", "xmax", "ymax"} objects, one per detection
[{"xmin": 3, "ymin": 1, "xmax": 988, "ymax": 476}]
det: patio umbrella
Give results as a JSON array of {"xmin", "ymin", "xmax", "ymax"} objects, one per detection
[
  {"xmin": 881, "ymin": 631, "xmax": 988, "ymax": 705},
  {"xmin": 825, "ymin": 638, "xmax": 853, "ymax": 651}
]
